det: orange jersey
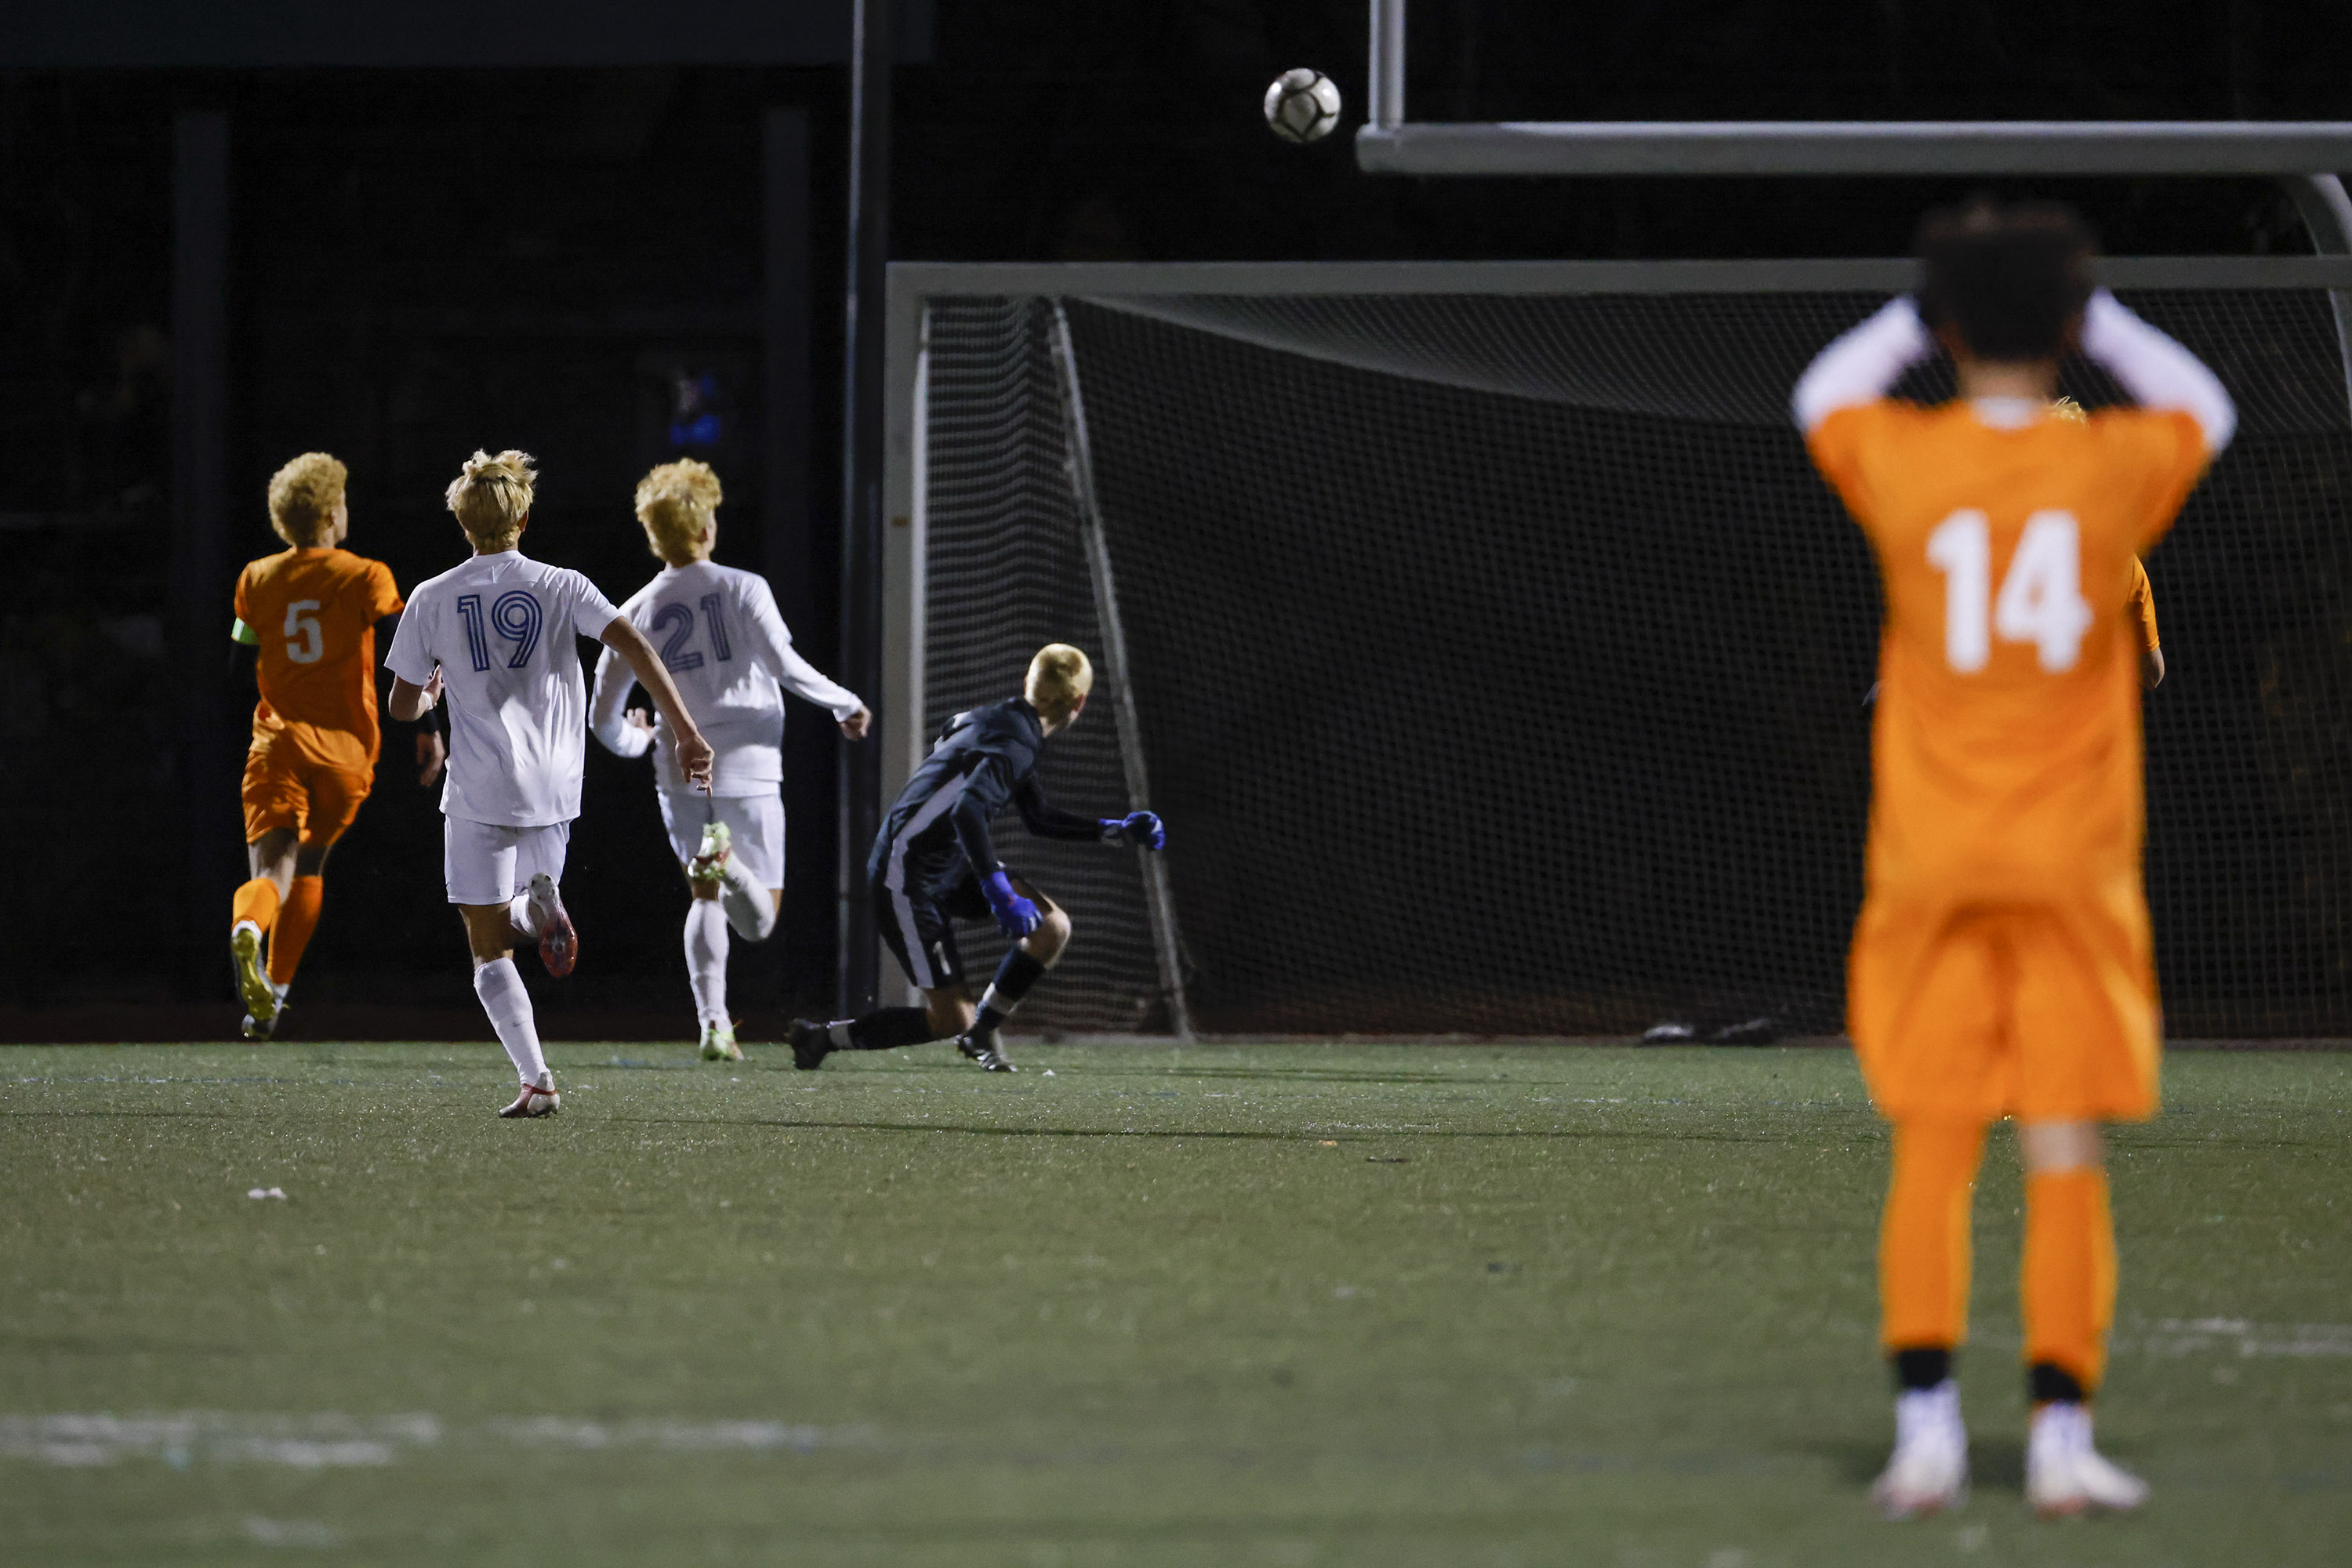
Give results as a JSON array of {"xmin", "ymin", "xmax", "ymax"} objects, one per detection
[
  {"xmin": 1808, "ymin": 401, "xmax": 2209, "ymax": 907},
  {"xmin": 233, "ymin": 548, "xmax": 404, "ymax": 768},
  {"xmin": 2125, "ymin": 556, "xmax": 2161, "ymax": 653}
]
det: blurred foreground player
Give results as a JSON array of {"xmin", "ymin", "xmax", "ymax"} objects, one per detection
[
  {"xmin": 590, "ymin": 459, "xmax": 870, "ymax": 1062},
  {"xmin": 387, "ymin": 450, "xmax": 713, "ymax": 1117},
  {"xmin": 2053, "ymin": 400, "xmax": 2168, "ymax": 691},
  {"xmin": 227, "ymin": 453, "xmax": 440, "ymax": 1040},
  {"xmin": 789, "ymin": 644, "xmax": 1164, "ymax": 1073},
  {"xmin": 1795, "ymin": 201, "xmax": 2233, "ymax": 1519}
]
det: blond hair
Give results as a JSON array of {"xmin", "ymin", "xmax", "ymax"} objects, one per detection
[
  {"xmin": 1025, "ymin": 644, "xmax": 1094, "ymax": 722},
  {"xmin": 267, "ymin": 452, "xmax": 347, "ymax": 547},
  {"xmin": 445, "ymin": 448, "xmax": 536, "ymax": 550},
  {"xmin": 634, "ymin": 459, "xmax": 722, "ymax": 565},
  {"xmin": 2049, "ymin": 395, "xmax": 2088, "ymax": 423}
]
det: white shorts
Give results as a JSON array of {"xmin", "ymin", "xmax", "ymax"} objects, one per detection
[
  {"xmin": 445, "ymin": 817, "xmax": 572, "ymax": 906},
  {"xmin": 657, "ymin": 790, "xmax": 785, "ymax": 889}
]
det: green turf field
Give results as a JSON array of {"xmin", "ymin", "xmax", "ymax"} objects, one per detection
[{"xmin": 3, "ymin": 1040, "xmax": 2347, "ymax": 1566}]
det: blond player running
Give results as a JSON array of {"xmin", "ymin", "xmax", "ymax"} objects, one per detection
[
  {"xmin": 1795, "ymin": 201, "xmax": 2232, "ymax": 1519},
  {"xmin": 589, "ymin": 459, "xmax": 870, "ymax": 1061},
  {"xmin": 386, "ymin": 451, "xmax": 713, "ymax": 1118},
  {"xmin": 227, "ymin": 453, "xmax": 442, "ymax": 1040}
]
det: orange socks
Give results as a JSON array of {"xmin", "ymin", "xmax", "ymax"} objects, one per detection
[
  {"xmin": 1880, "ymin": 1120, "xmax": 1989, "ymax": 1355},
  {"xmin": 231, "ymin": 877, "xmax": 281, "ymax": 935},
  {"xmin": 269, "ymin": 876, "xmax": 325, "ymax": 987},
  {"xmin": 2023, "ymin": 1167, "xmax": 2115, "ymax": 1396}
]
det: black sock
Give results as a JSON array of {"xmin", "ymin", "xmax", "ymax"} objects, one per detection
[
  {"xmin": 973, "ymin": 949, "xmax": 1048, "ymax": 1034},
  {"xmin": 2028, "ymin": 1362, "xmax": 2087, "ymax": 1405},
  {"xmin": 840, "ymin": 1007, "xmax": 937, "ymax": 1051},
  {"xmin": 1892, "ymin": 1346, "xmax": 1953, "ymax": 1392}
]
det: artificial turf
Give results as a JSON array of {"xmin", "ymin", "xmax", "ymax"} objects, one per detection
[{"xmin": 2, "ymin": 1040, "xmax": 2347, "ymax": 1566}]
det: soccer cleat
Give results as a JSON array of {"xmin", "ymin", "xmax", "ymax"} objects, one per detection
[
  {"xmin": 230, "ymin": 922, "xmax": 280, "ymax": 1039},
  {"xmin": 2026, "ymin": 1403, "xmax": 2147, "ymax": 1517},
  {"xmin": 1870, "ymin": 1381, "xmax": 1969, "ymax": 1521},
  {"xmin": 786, "ymin": 1018, "xmax": 834, "ymax": 1072},
  {"xmin": 699, "ymin": 1018, "xmax": 742, "ymax": 1062},
  {"xmin": 499, "ymin": 1071, "xmax": 561, "ymax": 1119},
  {"xmin": 243, "ymin": 983, "xmax": 291, "ymax": 1043},
  {"xmin": 524, "ymin": 873, "xmax": 577, "ymax": 978},
  {"xmin": 688, "ymin": 820, "xmax": 733, "ymax": 888},
  {"xmin": 957, "ymin": 1029, "xmax": 1017, "ymax": 1073}
]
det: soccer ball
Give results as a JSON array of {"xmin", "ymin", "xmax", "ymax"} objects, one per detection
[{"xmin": 1264, "ymin": 69, "xmax": 1341, "ymax": 144}]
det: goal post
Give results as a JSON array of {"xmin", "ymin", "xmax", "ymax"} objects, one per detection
[{"xmin": 883, "ymin": 256, "xmax": 2352, "ymax": 1038}]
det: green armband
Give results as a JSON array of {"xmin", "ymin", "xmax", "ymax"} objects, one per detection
[{"xmin": 230, "ymin": 618, "xmax": 260, "ymax": 646}]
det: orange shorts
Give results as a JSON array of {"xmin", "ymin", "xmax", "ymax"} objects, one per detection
[
  {"xmin": 242, "ymin": 723, "xmax": 373, "ymax": 846},
  {"xmin": 1848, "ymin": 886, "xmax": 2161, "ymax": 1124}
]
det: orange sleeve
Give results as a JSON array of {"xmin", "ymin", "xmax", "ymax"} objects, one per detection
[
  {"xmin": 363, "ymin": 558, "xmax": 404, "ymax": 622},
  {"xmin": 2125, "ymin": 559, "xmax": 2160, "ymax": 652},
  {"xmin": 233, "ymin": 564, "xmax": 251, "ymax": 626},
  {"xmin": 1804, "ymin": 403, "xmax": 1883, "ymax": 519},
  {"xmin": 2127, "ymin": 409, "xmax": 2212, "ymax": 555}
]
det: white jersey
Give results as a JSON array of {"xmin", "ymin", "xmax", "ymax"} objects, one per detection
[
  {"xmin": 384, "ymin": 550, "xmax": 622, "ymax": 828},
  {"xmin": 588, "ymin": 560, "xmax": 862, "ymax": 797}
]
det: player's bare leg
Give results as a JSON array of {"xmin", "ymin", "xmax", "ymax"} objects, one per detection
[
  {"xmin": 230, "ymin": 828, "xmax": 299, "ymax": 1040},
  {"xmin": 956, "ymin": 877, "xmax": 1071, "ymax": 1072},
  {"xmin": 463, "ymin": 902, "xmax": 559, "ymax": 1117},
  {"xmin": 2019, "ymin": 1120, "xmax": 2146, "ymax": 1516}
]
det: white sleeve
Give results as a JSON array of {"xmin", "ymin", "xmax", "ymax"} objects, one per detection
[
  {"xmin": 588, "ymin": 642, "xmax": 652, "ymax": 758},
  {"xmin": 383, "ymin": 594, "xmax": 436, "ymax": 684},
  {"xmin": 568, "ymin": 572, "xmax": 625, "ymax": 640},
  {"xmin": 1791, "ymin": 296, "xmax": 1935, "ymax": 434},
  {"xmin": 746, "ymin": 579, "xmax": 865, "ymax": 720},
  {"xmin": 2078, "ymin": 291, "xmax": 2236, "ymax": 455}
]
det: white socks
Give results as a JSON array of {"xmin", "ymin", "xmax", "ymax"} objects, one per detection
[
  {"xmin": 473, "ymin": 956, "xmax": 546, "ymax": 1085},
  {"xmin": 717, "ymin": 861, "xmax": 776, "ymax": 942},
  {"xmin": 506, "ymin": 891, "xmax": 537, "ymax": 944},
  {"xmin": 684, "ymin": 899, "xmax": 730, "ymax": 1026}
]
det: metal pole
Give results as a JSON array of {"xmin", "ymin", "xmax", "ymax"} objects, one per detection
[
  {"xmin": 840, "ymin": 0, "xmax": 897, "ymax": 1015},
  {"xmin": 764, "ymin": 104, "xmax": 831, "ymax": 1008},
  {"xmin": 2280, "ymin": 174, "xmax": 2352, "ymax": 421},
  {"xmin": 1368, "ymin": 0, "xmax": 1406, "ymax": 132},
  {"xmin": 172, "ymin": 109, "xmax": 236, "ymax": 992},
  {"xmin": 1047, "ymin": 303, "xmax": 1196, "ymax": 1040}
]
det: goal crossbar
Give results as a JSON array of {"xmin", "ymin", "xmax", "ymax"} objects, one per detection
[{"xmin": 1356, "ymin": 122, "xmax": 2352, "ymax": 179}]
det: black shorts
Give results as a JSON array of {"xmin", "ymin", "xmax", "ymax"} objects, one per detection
[{"xmin": 873, "ymin": 858, "xmax": 989, "ymax": 992}]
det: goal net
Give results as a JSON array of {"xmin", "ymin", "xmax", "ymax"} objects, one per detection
[{"xmin": 914, "ymin": 278, "xmax": 2352, "ymax": 1040}]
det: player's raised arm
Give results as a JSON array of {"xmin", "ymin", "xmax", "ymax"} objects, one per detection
[
  {"xmin": 1791, "ymin": 296, "xmax": 1935, "ymax": 434},
  {"xmin": 597, "ymin": 614, "xmax": 713, "ymax": 789},
  {"xmin": 744, "ymin": 578, "xmax": 871, "ymax": 739},
  {"xmin": 2079, "ymin": 290, "xmax": 2237, "ymax": 456}
]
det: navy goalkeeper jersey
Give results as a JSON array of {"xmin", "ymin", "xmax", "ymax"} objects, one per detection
[{"xmin": 869, "ymin": 698, "xmax": 1103, "ymax": 886}]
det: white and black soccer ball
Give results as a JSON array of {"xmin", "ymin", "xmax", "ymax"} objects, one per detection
[{"xmin": 1263, "ymin": 68, "xmax": 1341, "ymax": 144}]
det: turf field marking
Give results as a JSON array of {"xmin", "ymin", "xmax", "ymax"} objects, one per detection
[
  {"xmin": 0, "ymin": 1412, "xmax": 876, "ymax": 1467},
  {"xmin": 2139, "ymin": 1319, "xmax": 2352, "ymax": 1357}
]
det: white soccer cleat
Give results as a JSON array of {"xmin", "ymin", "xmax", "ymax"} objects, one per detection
[
  {"xmin": 1871, "ymin": 1381, "xmax": 1969, "ymax": 1520},
  {"xmin": 499, "ymin": 1070, "xmax": 561, "ymax": 1119},
  {"xmin": 231, "ymin": 922, "xmax": 280, "ymax": 1040},
  {"xmin": 2026, "ymin": 1403, "xmax": 2148, "ymax": 1517},
  {"xmin": 688, "ymin": 820, "xmax": 733, "ymax": 889},
  {"xmin": 699, "ymin": 1018, "xmax": 742, "ymax": 1062},
  {"xmin": 523, "ymin": 873, "xmax": 577, "ymax": 978}
]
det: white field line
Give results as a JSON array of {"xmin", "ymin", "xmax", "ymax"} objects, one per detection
[
  {"xmin": 0, "ymin": 1412, "xmax": 873, "ymax": 1468},
  {"xmin": 2133, "ymin": 1319, "xmax": 2352, "ymax": 1359}
]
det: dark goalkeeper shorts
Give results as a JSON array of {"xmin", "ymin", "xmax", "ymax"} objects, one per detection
[{"xmin": 874, "ymin": 858, "xmax": 989, "ymax": 992}]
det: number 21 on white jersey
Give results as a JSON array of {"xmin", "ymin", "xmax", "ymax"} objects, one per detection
[{"xmin": 1924, "ymin": 509, "xmax": 2095, "ymax": 673}]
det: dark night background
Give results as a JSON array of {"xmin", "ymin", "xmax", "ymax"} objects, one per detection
[{"xmin": 4, "ymin": 2, "xmax": 2350, "ymax": 1040}]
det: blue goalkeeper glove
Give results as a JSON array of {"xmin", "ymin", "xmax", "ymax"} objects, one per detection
[
  {"xmin": 981, "ymin": 868, "xmax": 1041, "ymax": 938},
  {"xmin": 1101, "ymin": 811, "xmax": 1166, "ymax": 851}
]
